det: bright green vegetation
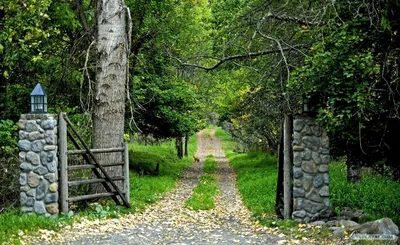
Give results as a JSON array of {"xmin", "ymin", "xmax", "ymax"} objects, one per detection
[
  {"xmin": 128, "ymin": 136, "xmax": 197, "ymax": 211},
  {"xmin": 0, "ymin": 210, "xmax": 72, "ymax": 245},
  {"xmin": 204, "ymin": 155, "xmax": 218, "ymax": 174},
  {"xmin": 330, "ymin": 161, "xmax": 400, "ymax": 226},
  {"xmin": 185, "ymin": 175, "xmax": 219, "ymax": 211}
]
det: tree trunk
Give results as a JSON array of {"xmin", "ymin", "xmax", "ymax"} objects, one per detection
[
  {"xmin": 175, "ymin": 137, "xmax": 183, "ymax": 159},
  {"xmin": 184, "ymin": 133, "xmax": 189, "ymax": 157},
  {"xmin": 283, "ymin": 114, "xmax": 293, "ymax": 219},
  {"xmin": 92, "ymin": 0, "xmax": 127, "ymax": 193},
  {"xmin": 275, "ymin": 121, "xmax": 284, "ymax": 219}
]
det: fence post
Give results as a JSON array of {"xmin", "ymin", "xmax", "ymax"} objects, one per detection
[
  {"xmin": 58, "ymin": 113, "xmax": 68, "ymax": 213},
  {"xmin": 124, "ymin": 142, "xmax": 130, "ymax": 205}
]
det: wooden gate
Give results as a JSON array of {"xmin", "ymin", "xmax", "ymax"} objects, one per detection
[{"xmin": 58, "ymin": 113, "xmax": 130, "ymax": 213}]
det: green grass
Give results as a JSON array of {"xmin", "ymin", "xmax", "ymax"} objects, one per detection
[
  {"xmin": 185, "ymin": 175, "xmax": 219, "ymax": 211},
  {"xmin": 204, "ymin": 155, "xmax": 218, "ymax": 174},
  {"xmin": 0, "ymin": 210, "xmax": 73, "ymax": 245},
  {"xmin": 330, "ymin": 161, "xmax": 400, "ymax": 226}
]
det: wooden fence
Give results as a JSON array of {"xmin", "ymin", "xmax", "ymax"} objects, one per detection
[{"xmin": 58, "ymin": 113, "xmax": 130, "ymax": 213}]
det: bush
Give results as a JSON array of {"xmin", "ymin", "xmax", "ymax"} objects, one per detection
[{"xmin": 0, "ymin": 120, "xmax": 19, "ymax": 209}]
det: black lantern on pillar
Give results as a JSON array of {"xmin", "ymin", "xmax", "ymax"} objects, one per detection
[{"xmin": 30, "ymin": 83, "xmax": 47, "ymax": 113}]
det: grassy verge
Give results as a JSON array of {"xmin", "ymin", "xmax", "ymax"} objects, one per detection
[
  {"xmin": 216, "ymin": 127, "xmax": 400, "ymax": 242},
  {"xmin": 204, "ymin": 155, "xmax": 218, "ymax": 174},
  {"xmin": 0, "ymin": 135, "xmax": 198, "ymax": 245},
  {"xmin": 185, "ymin": 175, "xmax": 219, "ymax": 210},
  {"xmin": 330, "ymin": 161, "xmax": 400, "ymax": 226}
]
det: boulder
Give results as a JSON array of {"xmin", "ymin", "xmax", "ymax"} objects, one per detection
[{"xmin": 354, "ymin": 218, "xmax": 399, "ymax": 235}]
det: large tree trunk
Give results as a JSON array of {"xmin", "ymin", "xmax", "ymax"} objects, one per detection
[
  {"xmin": 275, "ymin": 122, "xmax": 284, "ymax": 219},
  {"xmin": 92, "ymin": 0, "xmax": 127, "ymax": 193}
]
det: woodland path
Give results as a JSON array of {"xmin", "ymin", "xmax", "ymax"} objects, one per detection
[{"xmin": 29, "ymin": 129, "xmax": 287, "ymax": 245}]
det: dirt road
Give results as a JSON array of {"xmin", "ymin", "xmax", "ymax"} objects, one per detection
[{"xmin": 30, "ymin": 129, "xmax": 286, "ymax": 245}]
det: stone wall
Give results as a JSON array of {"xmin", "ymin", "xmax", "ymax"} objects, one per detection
[
  {"xmin": 18, "ymin": 114, "xmax": 59, "ymax": 217},
  {"xmin": 292, "ymin": 115, "xmax": 330, "ymax": 222}
]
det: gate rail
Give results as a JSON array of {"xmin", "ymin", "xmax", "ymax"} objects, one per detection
[{"xmin": 58, "ymin": 113, "xmax": 130, "ymax": 213}]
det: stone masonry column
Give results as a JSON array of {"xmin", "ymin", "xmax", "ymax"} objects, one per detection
[
  {"xmin": 292, "ymin": 115, "xmax": 330, "ymax": 222},
  {"xmin": 18, "ymin": 114, "xmax": 59, "ymax": 217}
]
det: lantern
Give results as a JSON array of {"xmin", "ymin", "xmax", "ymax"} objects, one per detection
[{"xmin": 30, "ymin": 83, "xmax": 47, "ymax": 113}]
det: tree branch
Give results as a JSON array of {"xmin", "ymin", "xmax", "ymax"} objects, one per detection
[
  {"xmin": 173, "ymin": 44, "xmax": 309, "ymax": 71},
  {"xmin": 262, "ymin": 12, "xmax": 326, "ymax": 26}
]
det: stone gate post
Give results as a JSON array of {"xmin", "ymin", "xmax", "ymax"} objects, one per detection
[
  {"xmin": 18, "ymin": 114, "xmax": 59, "ymax": 217},
  {"xmin": 292, "ymin": 115, "xmax": 330, "ymax": 222}
]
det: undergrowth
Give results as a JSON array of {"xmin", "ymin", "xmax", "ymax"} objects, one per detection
[
  {"xmin": 204, "ymin": 155, "xmax": 218, "ymax": 174},
  {"xmin": 185, "ymin": 175, "xmax": 219, "ymax": 210}
]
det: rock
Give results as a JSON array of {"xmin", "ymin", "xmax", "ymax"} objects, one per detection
[
  {"xmin": 293, "ymin": 210, "xmax": 307, "ymax": 218},
  {"xmin": 303, "ymin": 200, "xmax": 325, "ymax": 214},
  {"xmin": 302, "ymin": 161, "xmax": 318, "ymax": 174},
  {"xmin": 294, "ymin": 198, "xmax": 304, "ymax": 210},
  {"xmin": 294, "ymin": 120, "xmax": 305, "ymax": 132},
  {"xmin": 318, "ymin": 186, "xmax": 329, "ymax": 197},
  {"xmin": 19, "ymin": 151, "xmax": 26, "ymax": 161},
  {"xmin": 18, "ymin": 140, "xmax": 31, "ymax": 151},
  {"xmin": 46, "ymin": 203, "xmax": 59, "ymax": 214},
  {"xmin": 19, "ymin": 131, "xmax": 27, "ymax": 140},
  {"xmin": 303, "ymin": 174, "xmax": 314, "ymax": 191},
  {"xmin": 45, "ymin": 160, "xmax": 57, "ymax": 173},
  {"xmin": 303, "ymin": 136, "xmax": 321, "ymax": 151},
  {"xmin": 20, "ymin": 173, "xmax": 27, "ymax": 185},
  {"xmin": 34, "ymin": 201, "xmax": 46, "ymax": 214},
  {"xmin": 31, "ymin": 140, "xmax": 45, "ymax": 152},
  {"xmin": 323, "ymin": 173, "xmax": 329, "ymax": 184},
  {"xmin": 49, "ymin": 183, "xmax": 58, "ymax": 193},
  {"xmin": 319, "ymin": 164, "xmax": 329, "ymax": 172},
  {"xmin": 18, "ymin": 119, "xmax": 26, "ymax": 130},
  {"xmin": 313, "ymin": 174, "xmax": 324, "ymax": 188},
  {"xmin": 293, "ymin": 146, "xmax": 304, "ymax": 152},
  {"xmin": 333, "ymin": 227, "xmax": 346, "ymax": 237},
  {"xmin": 312, "ymin": 152, "xmax": 321, "ymax": 165},
  {"xmin": 303, "ymin": 125, "xmax": 313, "ymax": 136},
  {"xmin": 311, "ymin": 220, "xmax": 326, "ymax": 226},
  {"xmin": 338, "ymin": 220, "xmax": 359, "ymax": 228},
  {"xmin": 27, "ymin": 172, "xmax": 40, "ymax": 188},
  {"xmin": 294, "ymin": 187, "xmax": 305, "ymax": 197},
  {"xmin": 302, "ymin": 149, "xmax": 312, "ymax": 161},
  {"xmin": 26, "ymin": 197, "xmax": 35, "ymax": 207},
  {"xmin": 44, "ymin": 173, "xmax": 56, "ymax": 183},
  {"xmin": 293, "ymin": 167, "xmax": 303, "ymax": 179},
  {"xmin": 26, "ymin": 121, "xmax": 39, "ymax": 132},
  {"xmin": 321, "ymin": 155, "xmax": 330, "ymax": 164},
  {"xmin": 21, "ymin": 207, "xmax": 33, "ymax": 213},
  {"xmin": 26, "ymin": 151, "xmax": 40, "ymax": 166},
  {"xmin": 28, "ymin": 132, "xmax": 44, "ymax": 141},
  {"xmin": 20, "ymin": 162, "xmax": 33, "ymax": 172},
  {"xmin": 26, "ymin": 188, "xmax": 36, "ymax": 197},
  {"xmin": 311, "ymin": 126, "xmax": 322, "ymax": 137},
  {"xmin": 45, "ymin": 131, "xmax": 57, "ymax": 145},
  {"xmin": 306, "ymin": 189, "xmax": 322, "ymax": 202},
  {"xmin": 44, "ymin": 193, "xmax": 58, "ymax": 204},
  {"xmin": 294, "ymin": 179, "xmax": 302, "ymax": 187},
  {"xmin": 44, "ymin": 145, "xmax": 56, "ymax": 151},
  {"xmin": 354, "ymin": 218, "xmax": 399, "ymax": 235},
  {"xmin": 36, "ymin": 180, "xmax": 48, "ymax": 200},
  {"xmin": 293, "ymin": 152, "xmax": 302, "ymax": 166},
  {"xmin": 20, "ymin": 186, "xmax": 30, "ymax": 192},
  {"xmin": 20, "ymin": 192, "xmax": 27, "ymax": 206},
  {"xmin": 41, "ymin": 120, "xmax": 56, "ymax": 130},
  {"xmin": 34, "ymin": 166, "xmax": 49, "ymax": 175},
  {"xmin": 321, "ymin": 136, "xmax": 329, "ymax": 148}
]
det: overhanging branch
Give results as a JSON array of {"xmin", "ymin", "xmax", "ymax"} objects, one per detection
[
  {"xmin": 173, "ymin": 44, "xmax": 310, "ymax": 71},
  {"xmin": 262, "ymin": 13, "xmax": 326, "ymax": 26}
]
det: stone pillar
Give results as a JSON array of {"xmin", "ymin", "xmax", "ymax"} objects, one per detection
[
  {"xmin": 292, "ymin": 115, "xmax": 330, "ymax": 222},
  {"xmin": 18, "ymin": 114, "xmax": 59, "ymax": 217}
]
